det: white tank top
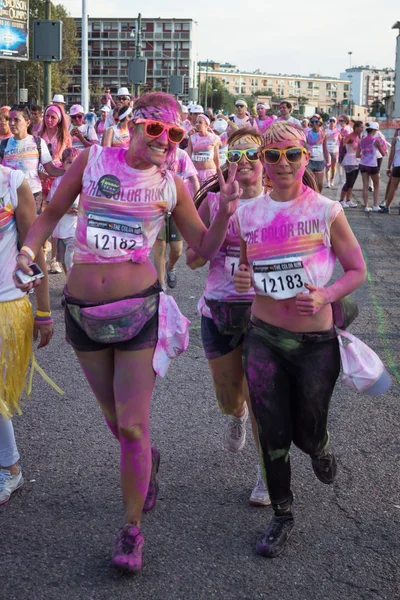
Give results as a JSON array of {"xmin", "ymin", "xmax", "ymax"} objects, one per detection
[
  {"xmin": 234, "ymin": 186, "xmax": 342, "ymax": 300},
  {"xmin": 393, "ymin": 136, "xmax": 400, "ymax": 168}
]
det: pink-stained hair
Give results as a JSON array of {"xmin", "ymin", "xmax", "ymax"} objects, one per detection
[
  {"xmin": 133, "ymin": 92, "xmax": 183, "ymax": 122},
  {"xmin": 39, "ymin": 104, "xmax": 71, "ymax": 162}
]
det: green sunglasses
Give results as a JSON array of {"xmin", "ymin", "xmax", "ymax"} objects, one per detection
[{"xmin": 226, "ymin": 148, "xmax": 259, "ymax": 164}]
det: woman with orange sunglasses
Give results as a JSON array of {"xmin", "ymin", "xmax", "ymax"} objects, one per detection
[
  {"xmin": 233, "ymin": 121, "xmax": 366, "ymax": 559},
  {"xmin": 14, "ymin": 92, "xmax": 239, "ymax": 574}
]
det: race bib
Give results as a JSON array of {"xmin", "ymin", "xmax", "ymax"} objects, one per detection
[
  {"xmin": 252, "ymin": 257, "xmax": 307, "ymax": 299},
  {"xmin": 311, "ymin": 145, "xmax": 324, "ymax": 161},
  {"xmin": 86, "ymin": 213, "xmax": 143, "ymax": 255},
  {"xmin": 224, "ymin": 246, "xmax": 240, "ymax": 281},
  {"xmin": 327, "ymin": 140, "xmax": 338, "ymax": 153}
]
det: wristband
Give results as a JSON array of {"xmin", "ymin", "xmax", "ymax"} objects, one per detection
[
  {"xmin": 34, "ymin": 316, "xmax": 54, "ymax": 326},
  {"xmin": 20, "ymin": 245, "xmax": 35, "ymax": 260},
  {"xmin": 36, "ymin": 310, "xmax": 52, "ymax": 317}
]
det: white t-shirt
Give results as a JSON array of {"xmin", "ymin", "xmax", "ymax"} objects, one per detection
[
  {"xmin": 69, "ymin": 124, "xmax": 98, "ymax": 151},
  {"xmin": 1, "ymin": 135, "xmax": 52, "ymax": 194},
  {"xmin": 47, "ymin": 175, "xmax": 79, "ymax": 239},
  {"xmin": 277, "ymin": 116, "xmax": 302, "ymax": 127},
  {"xmin": 0, "ymin": 166, "xmax": 27, "ymax": 301}
]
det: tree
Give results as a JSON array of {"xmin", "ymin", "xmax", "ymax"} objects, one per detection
[
  {"xmin": 369, "ymin": 100, "xmax": 385, "ymax": 117},
  {"xmin": 200, "ymin": 77, "xmax": 237, "ymax": 114},
  {"xmin": 0, "ymin": 0, "xmax": 77, "ymax": 106}
]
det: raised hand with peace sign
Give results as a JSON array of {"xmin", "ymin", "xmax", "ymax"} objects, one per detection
[{"xmin": 217, "ymin": 164, "xmax": 242, "ymax": 218}]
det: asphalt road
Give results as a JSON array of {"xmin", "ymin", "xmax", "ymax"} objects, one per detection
[{"xmin": 1, "ymin": 168, "xmax": 399, "ymax": 600}]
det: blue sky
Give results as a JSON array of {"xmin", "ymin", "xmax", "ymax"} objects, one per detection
[{"xmin": 69, "ymin": 0, "xmax": 399, "ymax": 78}]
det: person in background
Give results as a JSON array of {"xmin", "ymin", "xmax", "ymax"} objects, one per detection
[
  {"xmin": 301, "ymin": 118, "xmax": 310, "ymax": 134},
  {"xmin": 101, "ymin": 88, "xmax": 116, "ymax": 109},
  {"xmin": 46, "ymin": 147, "xmax": 80, "ymax": 276},
  {"xmin": 102, "ymin": 106, "xmax": 132, "ymax": 149},
  {"xmin": 30, "ymin": 106, "xmax": 43, "ymax": 137},
  {"xmin": 277, "ymin": 101, "xmax": 301, "ymax": 126},
  {"xmin": 325, "ymin": 117, "xmax": 341, "ymax": 188},
  {"xmin": 105, "ymin": 88, "xmax": 131, "ymax": 129},
  {"xmin": 254, "ymin": 103, "xmax": 274, "ymax": 134},
  {"xmin": 38, "ymin": 104, "xmax": 72, "ymax": 274},
  {"xmin": 228, "ymin": 100, "xmax": 253, "ymax": 131},
  {"xmin": 0, "ymin": 162, "xmax": 53, "ymax": 505},
  {"xmin": 213, "ymin": 117, "xmax": 229, "ymax": 167},
  {"xmin": 381, "ymin": 128, "xmax": 400, "ymax": 213},
  {"xmin": 0, "ymin": 105, "xmax": 64, "ymax": 215},
  {"xmin": 0, "ymin": 107, "xmax": 12, "ymax": 142},
  {"xmin": 187, "ymin": 113, "xmax": 220, "ymax": 185},
  {"xmin": 95, "ymin": 106, "xmax": 111, "ymax": 144},
  {"xmin": 357, "ymin": 122, "xmax": 387, "ymax": 213},
  {"xmin": 68, "ymin": 105, "xmax": 98, "ymax": 151}
]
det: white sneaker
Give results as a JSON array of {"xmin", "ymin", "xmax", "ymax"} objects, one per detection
[
  {"xmin": 330, "ymin": 181, "xmax": 335, "ymax": 189},
  {"xmin": 325, "ymin": 182, "xmax": 330, "ymax": 189},
  {"xmin": 249, "ymin": 465, "xmax": 271, "ymax": 506},
  {"xmin": 49, "ymin": 258, "xmax": 63, "ymax": 274},
  {"xmin": 372, "ymin": 206, "xmax": 381, "ymax": 212},
  {"xmin": 364, "ymin": 206, "xmax": 372, "ymax": 212},
  {"xmin": 346, "ymin": 201, "xmax": 357, "ymax": 208},
  {"xmin": 224, "ymin": 406, "xmax": 248, "ymax": 453},
  {"xmin": 340, "ymin": 201, "xmax": 349, "ymax": 208},
  {"xmin": 0, "ymin": 468, "xmax": 24, "ymax": 505}
]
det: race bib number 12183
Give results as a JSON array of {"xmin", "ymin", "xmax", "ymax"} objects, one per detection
[{"xmin": 252, "ymin": 258, "xmax": 307, "ymax": 299}]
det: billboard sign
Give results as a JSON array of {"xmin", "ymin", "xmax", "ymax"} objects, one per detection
[{"xmin": 0, "ymin": 0, "xmax": 29, "ymax": 61}]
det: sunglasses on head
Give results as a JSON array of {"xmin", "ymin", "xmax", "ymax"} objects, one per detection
[
  {"xmin": 226, "ymin": 148, "xmax": 259, "ymax": 164},
  {"xmin": 261, "ymin": 147, "xmax": 307, "ymax": 165},
  {"xmin": 134, "ymin": 118, "xmax": 185, "ymax": 144}
]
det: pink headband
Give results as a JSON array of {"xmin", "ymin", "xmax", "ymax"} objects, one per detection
[
  {"xmin": 132, "ymin": 106, "xmax": 181, "ymax": 126},
  {"xmin": 46, "ymin": 105, "xmax": 62, "ymax": 122},
  {"xmin": 198, "ymin": 114, "xmax": 210, "ymax": 126}
]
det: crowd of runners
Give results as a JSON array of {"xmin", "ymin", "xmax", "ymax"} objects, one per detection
[{"xmin": 0, "ymin": 87, "xmax": 397, "ymax": 572}]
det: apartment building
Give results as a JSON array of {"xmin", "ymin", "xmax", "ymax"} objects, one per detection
[
  {"xmin": 199, "ymin": 63, "xmax": 350, "ymax": 113},
  {"xmin": 340, "ymin": 67, "xmax": 395, "ymax": 109},
  {"xmin": 69, "ymin": 17, "xmax": 198, "ymax": 106}
]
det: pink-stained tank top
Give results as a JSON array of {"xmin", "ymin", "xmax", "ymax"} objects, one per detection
[
  {"xmin": 110, "ymin": 124, "xmax": 130, "ymax": 148},
  {"xmin": 359, "ymin": 136, "xmax": 380, "ymax": 167},
  {"xmin": 191, "ymin": 132, "xmax": 218, "ymax": 162},
  {"xmin": 74, "ymin": 145, "xmax": 176, "ymax": 264},
  {"xmin": 234, "ymin": 186, "xmax": 342, "ymax": 300},
  {"xmin": 307, "ymin": 130, "xmax": 325, "ymax": 161},
  {"xmin": 325, "ymin": 128, "xmax": 341, "ymax": 154},
  {"xmin": 198, "ymin": 191, "xmax": 257, "ymax": 318}
]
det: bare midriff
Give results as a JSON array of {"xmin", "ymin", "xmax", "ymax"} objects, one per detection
[
  {"xmin": 66, "ymin": 260, "xmax": 157, "ymax": 303},
  {"xmin": 193, "ymin": 158, "xmax": 217, "ymax": 171},
  {"xmin": 252, "ymin": 295, "xmax": 333, "ymax": 333}
]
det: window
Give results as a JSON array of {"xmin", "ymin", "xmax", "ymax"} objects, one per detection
[
  {"xmin": 182, "ymin": 23, "xmax": 190, "ymax": 30},
  {"xmin": 92, "ymin": 22, "xmax": 101, "ymax": 31},
  {"xmin": 307, "ymin": 82, "xmax": 313, "ymax": 89},
  {"xmin": 163, "ymin": 22, "xmax": 172, "ymax": 31}
]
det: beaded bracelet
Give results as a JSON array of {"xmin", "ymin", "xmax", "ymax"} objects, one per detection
[
  {"xmin": 20, "ymin": 245, "xmax": 35, "ymax": 260},
  {"xmin": 36, "ymin": 310, "xmax": 52, "ymax": 318}
]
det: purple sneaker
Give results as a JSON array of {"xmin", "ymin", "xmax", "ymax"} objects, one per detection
[
  {"xmin": 110, "ymin": 524, "xmax": 144, "ymax": 574},
  {"xmin": 143, "ymin": 447, "xmax": 160, "ymax": 512}
]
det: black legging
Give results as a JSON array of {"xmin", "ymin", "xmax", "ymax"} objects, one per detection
[
  {"xmin": 243, "ymin": 317, "xmax": 340, "ymax": 514},
  {"xmin": 342, "ymin": 168, "xmax": 359, "ymax": 193}
]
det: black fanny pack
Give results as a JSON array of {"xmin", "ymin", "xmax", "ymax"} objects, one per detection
[{"xmin": 205, "ymin": 299, "xmax": 252, "ymax": 336}]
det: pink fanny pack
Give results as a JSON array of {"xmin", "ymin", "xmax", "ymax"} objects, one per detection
[{"xmin": 67, "ymin": 294, "xmax": 159, "ymax": 343}]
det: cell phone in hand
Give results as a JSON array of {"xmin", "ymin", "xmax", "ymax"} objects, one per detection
[{"xmin": 15, "ymin": 263, "xmax": 44, "ymax": 285}]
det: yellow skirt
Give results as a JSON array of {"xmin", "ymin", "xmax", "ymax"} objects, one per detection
[{"xmin": 0, "ymin": 296, "xmax": 34, "ymax": 418}]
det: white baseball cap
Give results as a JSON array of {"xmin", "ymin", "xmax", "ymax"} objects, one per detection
[
  {"xmin": 367, "ymin": 121, "xmax": 379, "ymax": 130},
  {"xmin": 100, "ymin": 105, "xmax": 111, "ymax": 113},
  {"xmin": 52, "ymin": 94, "xmax": 65, "ymax": 104},
  {"xmin": 180, "ymin": 105, "xmax": 189, "ymax": 114},
  {"xmin": 235, "ymin": 99, "xmax": 248, "ymax": 107},
  {"xmin": 190, "ymin": 104, "xmax": 204, "ymax": 113},
  {"xmin": 117, "ymin": 87, "xmax": 130, "ymax": 97},
  {"xmin": 69, "ymin": 104, "xmax": 85, "ymax": 116}
]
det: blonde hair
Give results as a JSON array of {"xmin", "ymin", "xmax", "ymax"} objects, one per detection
[
  {"xmin": 261, "ymin": 121, "xmax": 318, "ymax": 192},
  {"xmin": 261, "ymin": 121, "xmax": 307, "ymax": 148}
]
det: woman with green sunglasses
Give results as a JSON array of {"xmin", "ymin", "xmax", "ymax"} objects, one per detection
[{"xmin": 186, "ymin": 129, "xmax": 270, "ymax": 507}]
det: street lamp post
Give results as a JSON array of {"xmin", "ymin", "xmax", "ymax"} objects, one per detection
[{"xmin": 348, "ymin": 51, "xmax": 353, "ymax": 116}]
